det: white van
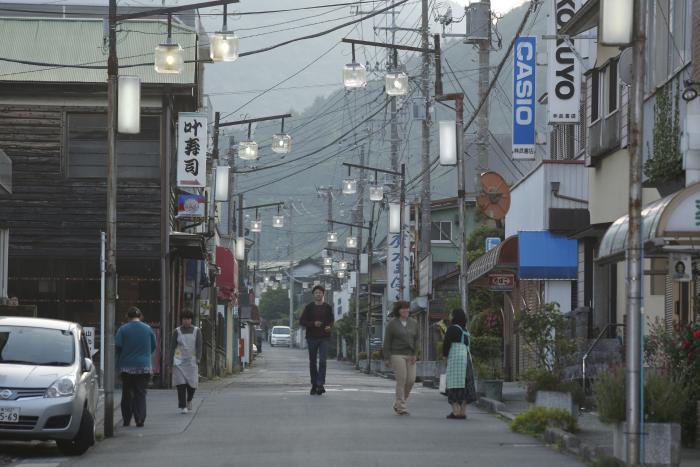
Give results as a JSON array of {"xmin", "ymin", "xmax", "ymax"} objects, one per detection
[{"xmin": 270, "ymin": 326, "xmax": 291, "ymax": 347}]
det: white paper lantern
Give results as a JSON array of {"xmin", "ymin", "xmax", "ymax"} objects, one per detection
[
  {"xmin": 389, "ymin": 203, "xmax": 401, "ymax": 233},
  {"xmin": 118, "ymin": 76, "xmax": 140, "ymax": 134},
  {"xmin": 439, "ymin": 120, "xmax": 457, "ymax": 166},
  {"xmin": 235, "ymin": 237, "xmax": 245, "ymax": 260},
  {"xmin": 599, "ymin": 0, "xmax": 634, "ymax": 46},
  {"xmin": 215, "ymin": 166, "xmax": 230, "ymax": 202}
]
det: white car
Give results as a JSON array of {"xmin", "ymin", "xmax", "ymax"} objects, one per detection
[
  {"xmin": 270, "ymin": 326, "xmax": 291, "ymax": 347},
  {"xmin": 0, "ymin": 317, "xmax": 98, "ymax": 455}
]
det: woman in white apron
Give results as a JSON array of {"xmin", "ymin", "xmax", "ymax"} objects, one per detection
[{"xmin": 170, "ymin": 310, "xmax": 202, "ymax": 414}]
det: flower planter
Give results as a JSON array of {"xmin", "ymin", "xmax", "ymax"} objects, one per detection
[
  {"xmin": 612, "ymin": 422, "xmax": 681, "ymax": 467},
  {"xmin": 535, "ymin": 390, "xmax": 577, "ymax": 418},
  {"xmin": 478, "ymin": 379, "xmax": 503, "ymax": 401}
]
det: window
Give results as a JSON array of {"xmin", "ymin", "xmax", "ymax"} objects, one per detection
[
  {"xmin": 607, "ymin": 60, "xmax": 618, "ymax": 115},
  {"xmin": 430, "ymin": 221, "xmax": 452, "ymax": 242},
  {"xmin": 590, "ymin": 69, "xmax": 600, "ymax": 123},
  {"xmin": 66, "ymin": 113, "xmax": 160, "ymax": 179}
]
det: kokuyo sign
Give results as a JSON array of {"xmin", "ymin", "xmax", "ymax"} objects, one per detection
[{"xmin": 547, "ymin": 0, "xmax": 581, "ymax": 123}]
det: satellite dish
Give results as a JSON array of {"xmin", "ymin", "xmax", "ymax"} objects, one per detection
[
  {"xmin": 618, "ymin": 48, "xmax": 633, "ymax": 85},
  {"xmin": 476, "ymin": 171, "xmax": 511, "ymax": 220}
]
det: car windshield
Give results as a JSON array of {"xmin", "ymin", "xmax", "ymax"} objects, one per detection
[
  {"xmin": 272, "ymin": 328, "xmax": 290, "ymax": 335},
  {"xmin": 0, "ymin": 325, "xmax": 75, "ymax": 366}
]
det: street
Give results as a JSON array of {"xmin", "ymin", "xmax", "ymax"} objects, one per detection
[{"xmin": 1, "ymin": 345, "xmax": 584, "ymax": 467}]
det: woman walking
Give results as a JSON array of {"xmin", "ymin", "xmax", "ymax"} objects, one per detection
[
  {"xmin": 443, "ymin": 308, "xmax": 476, "ymax": 419},
  {"xmin": 383, "ymin": 300, "xmax": 419, "ymax": 415},
  {"xmin": 170, "ymin": 310, "xmax": 202, "ymax": 414}
]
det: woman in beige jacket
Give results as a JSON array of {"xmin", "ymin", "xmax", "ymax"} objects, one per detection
[{"xmin": 383, "ymin": 300, "xmax": 419, "ymax": 415}]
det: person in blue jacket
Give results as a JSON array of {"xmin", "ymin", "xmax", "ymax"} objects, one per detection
[{"xmin": 116, "ymin": 307, "xmax": 156, "ymax": 427}]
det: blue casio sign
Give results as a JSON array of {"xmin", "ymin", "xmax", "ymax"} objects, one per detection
[{"xmin": 512, "ymin": 36, "xmax": 537, "ymax": 161}]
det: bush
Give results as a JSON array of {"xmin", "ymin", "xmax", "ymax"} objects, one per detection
[
  {"xmin": 469, "ymin": 310, "xmax": 502, "ymax": 337},
  {"xmin": 471, "ymin": 335, "xmax": 503, "ymax": 379},
  {"xmin": 371, "ymin": 351, "xmax": 382, "ymax": 360},
  {"xmin": 593, "ymin": 367, "xmax": 687, "ymax": 424},
  {"xmin": 521, "ymin": 368, "xmax": 585, "ymax": 408},
  {"xmin": 517, "ymin": 302, "xmax": 576, "ymax": 372},
  {"xmin": 510, "ymin": 406, "xmax": 579, "ymax": 435},
  {"xmin": 358, "ymin": 352, "xmax": 367, "ymax": 360}
]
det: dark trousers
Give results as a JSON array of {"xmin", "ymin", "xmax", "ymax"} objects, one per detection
[
  {"xmin": 176, "ymin": 384, "xmax": 196, "ymax": 408},
  {"xmin": 306, "ymin": 337, "xmax": 329, "ymax": 386},
  {"xmin": 120, "ymin": 372, "xmax": 150, "ymax": 424}
]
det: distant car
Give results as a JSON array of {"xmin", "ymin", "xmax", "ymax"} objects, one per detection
[
  {"xmin": 0, "ymin": 316, "xmax": 98, "ymax": 456},
  {"xmin": 270, "ymin": 326, "xmax": 291, "ymax": 347}
]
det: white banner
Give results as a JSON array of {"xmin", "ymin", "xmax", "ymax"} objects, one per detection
[
  {"xmin": 177, "ymin": 112, "xmax": 208, "ymax": 188},
  {"xmin": 547, "ymin": 0, "xmax": 581, "ymax": 123}
]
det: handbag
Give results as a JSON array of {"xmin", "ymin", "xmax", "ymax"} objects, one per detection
[
  {"xmin": 439, "ymin": 373, "xmax": 447, "ymax": 395},
  {"xmin": 464, "ymin": 350, "xmax": 478, "ymax": 404}
]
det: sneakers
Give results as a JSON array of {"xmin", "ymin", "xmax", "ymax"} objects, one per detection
[
  {"xmin": 180, "ymin": 407, "xmax": 188, "ymax": 414},
  {"xmin": 187, "ymin": 400, "xmax": 192, "ymax": 411}
]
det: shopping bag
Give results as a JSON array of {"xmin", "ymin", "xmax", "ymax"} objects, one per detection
[{"xmin": 439, "ymin": 373, "xmax": 447, "ymax": 395}]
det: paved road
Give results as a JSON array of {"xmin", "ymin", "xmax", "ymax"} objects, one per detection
[{"xmin": 3, "ymin": 344, "xmax": 585, "ymax": 467}]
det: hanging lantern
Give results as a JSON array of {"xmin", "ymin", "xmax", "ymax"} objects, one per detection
[
  {"xmin": 323, "ymin": 266, "xmax": 332, "ymax": 275},
  {"xmin": 215, "ymin": 166, "xmax": 230, "ymax": 202},
  {"xmin": 599, "ymin": 0, "xmax": 634, "ymax": 46},
  {"xmin": 346, "ymin": 236, "xmax": 358, "ymax": 249},
  {"xmin": 385, "ymin": 71, "xmax": 409, "ymax": 96},
  {"xmin": 154, "ymin": 40, "xmax": 184, "ymax": 74},
  {"xmin": 439, "ymin": 120, "xmax": 457, "ymax": 166},
  {"xmin": 369, "ymin": 185, "xmax": 384, "ymax": 202},
  {"xmin": 337, "ymin": 270, "xmax": 346, "ymax": 279},
  {"xmin": 238, "ymin": 141, "xmax": 258, "ymax": 160},
  {"xmin": 273, "ymin": 215, "xmax": 285, "ymax": 228},
  {"xmin": 323, "ymin": 256, "xmax": 333, "ymax": 266},
  {"xmin": 343, "ymin": 62, "xmax": 367, "ymax": 89},
  {"xmin": 338, "ymin": 260, "xmax": 348, "ymax": 271},
  {"xmin": 118, "ymin": 76, "xmax": 140, "ymax": 134},
  {"xmin": 272, "ymin": 282, "xmax": 279, "ymax": 290},
  {"xmin": 272, "ymin": 133, "xmax": 292, "ymax": 154},
  {"xmin": 210, "ymin": 31, "xmax": 239, "ymax": 62},
  {"xmin": 327, "ymin": 231, "xmax": 338, "ymax": 243},
  {"xmin": 342, "ymin": 178, "xmax": 358, "ymax": 195},
  {"xmin": 251, "ymin": 219, "xmax": 262, "ymax": 232},
  {"xmin": 389, "ymin": 202, "xmax": 401, "ymax": 233},
  {"xmin": 235, "ymin": 237, "xmax": 245, "ymax": 260},
  {"xmin": 281, "ymin": 283, "xmax": 288, "ymax": 290},
  {"xmin": 264, "ymin": 276, "xmax": 270, "ymax": 283}
]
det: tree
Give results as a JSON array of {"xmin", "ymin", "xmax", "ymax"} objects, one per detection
[{"xmin": 258, "ymin": 289, "xmax": 290, "ymax": 332}]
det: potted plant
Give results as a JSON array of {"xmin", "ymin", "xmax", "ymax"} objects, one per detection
[
  {"xmin": 594, "ymin": 368, "xmax": 686, "ymax": 466},
  {"xmin": 471, "ymin": 335, "xmax": 504, "ymax": 401},
  {"xmin": 522, "ymin": 368, "xmax": 584, "ymax": 418}
]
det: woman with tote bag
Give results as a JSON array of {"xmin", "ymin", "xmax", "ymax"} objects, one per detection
[{"xmin": 442, "ymin": 308, "xmax": 477, "ymax": 419}]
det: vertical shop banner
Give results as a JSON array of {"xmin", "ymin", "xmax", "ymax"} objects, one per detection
[
  {"xmin": 177, "ymin": 112, "xmax": 208, "ymax": 188},
  {"xmin": 512, "ymin": 36, "xmax": 537, "ymax": 160},
  {"xmin": 386, "ymin": 211, "xmax": 410, "ymax": 304},
  {"xmin": 547, "ymin": 0, "xmax": 581, "ymax": 123}
]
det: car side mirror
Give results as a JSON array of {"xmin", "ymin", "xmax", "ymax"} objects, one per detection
[{"xmin": 83, "ymin": 358, "xmax": 94, "ymax": 373}]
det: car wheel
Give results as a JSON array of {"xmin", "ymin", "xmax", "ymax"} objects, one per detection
[{"xmin": 56, "ymin": 409, "xmax": 95, "ymax": 456}]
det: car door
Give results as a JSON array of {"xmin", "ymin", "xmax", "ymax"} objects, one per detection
[{"xmin": 79, "ymin": 333, "xmax": 98, "ymax": 414}]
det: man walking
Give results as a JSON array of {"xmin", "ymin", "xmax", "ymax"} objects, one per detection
[
  {"xmin": 116, "ymin": 307, "xmax": 157, "ymax": 427},
  {"xmin": 299, "ymin": 285, "xmax": 334, "ymax": 395}
]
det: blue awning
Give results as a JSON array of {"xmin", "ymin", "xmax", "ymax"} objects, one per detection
[{"xmin": 518, "ymin": 231, "xmax": 577, "ymax": 280}]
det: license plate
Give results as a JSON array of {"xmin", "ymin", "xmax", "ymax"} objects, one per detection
[{"xmin": 0, "ymin": 407, "xmax": 20, "ymax": 423}]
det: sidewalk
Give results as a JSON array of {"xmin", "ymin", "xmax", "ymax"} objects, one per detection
[{"xmin": 475, "ymin": 382, "xmax": 700, "ymax": 466}]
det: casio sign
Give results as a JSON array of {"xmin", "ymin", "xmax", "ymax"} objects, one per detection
[{"xmin": 515, "ymin": 41, "xmax": 534, "ymax": 126}]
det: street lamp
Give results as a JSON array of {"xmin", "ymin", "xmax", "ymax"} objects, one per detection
[
  {"xmin": 251, "ymin": 219, "xmax": 262, "ymax": 233},
  {"xmin": 327, "ymin": 231, "xmax": 338, "ymax": 243},
  {"xmin": 337, "ymin": 270, "xmax": 346, "ymax": 279},
  {"xmin": 272, "ymin": 215, "xmax": 284, "ymax": 228},
  {"xmin": 154, "ymin": 16, "xmax": 183, "ymax": 74},
  {"xmin": 385, "ymin": 71, "xmax": 409, "ymax": 96},
  {"xmin": 338, "ymin": 260, "xmax": 348, "ymax": 270},
  {"xmin": 343, "ymin": 44, "xmax": 367, "ymax": 89},
  {"xmin": 439, "ymin": 120, "xmax": 457, "ymax": 166},
  {"xmin": 368, "ymin": 184, "xmax": 384, "ymax": 202},
  {"xmin": 239, "ymin": 123, "xmax": 258, "ymax": 160},
  {"xmin": 323, "ymin": 266, "xmax": 332, "ymax": 275},
  {"xmin": 275, "ymin": 273, "xmax": 283, "ymax": 281},
  {"xmin": 346, "ymin": 235, "xmax": 358, "ymax": 249},
  {"xmin": 271, "ymin": 117, "xmax": 292, "ymax": 154},
  {"xmin": 342, "ymin": 178, "xmax": 357, "ymax": 195},
  {"xmin": 117, "ymin": 76, "xmax": 140, "ymax": 134},
  {"xmin": 323, "ymin": 256, "xmax": 333, "ymax": 267},
  {"xmin": 210, "ymin": 5, "xmax": 239, "ymax": 62}
]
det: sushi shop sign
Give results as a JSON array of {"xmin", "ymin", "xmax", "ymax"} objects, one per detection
[{"xmin": 488, "ymin": 273, "xmax": 514, "ymax": 291}]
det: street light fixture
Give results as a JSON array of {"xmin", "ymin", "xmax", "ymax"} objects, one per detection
[
  {"xmin": 238, "ymin": 123, "xmax": 258, "ymax": 160},
  {"xmin": 275, "ymin": 273, "xmax": 283, "ymax": 281},
  {"xmin": 323, "ymin": 256, "xmax": 333, "ymax": 267},
  {"xmin": 272, "ymin": 215, "xmax": 284, "ymax": 228},
  {"xmin": 210, "ymin": 5, "xmax": 239, "ymax": 62},
  {"xmin": 338, "ymin": 260, "xmax": 348, "ymax": 271},
  {"xmin": 323, "ymin": 266, "xmax": 333, "ymax": 275},
  {"xmin": 343, "ymin": 44, "xmax": 367, "ymax": 89},
  {"xmin": 346, "ymin": 235, "xmax": 358, "ymax": 249},
  {"xmin": 250, "ymin": 219, "xmax": 262, "ymax": 233},
  {"xmin": 271, "ymin": 117, "xmax": 292, "ymax": 154},
  {"xmin": 327, "ymin": 231, "xmax": 338, "ymax": 243},
  {"xmin": 342, "ymin": 179, "xmax": 357, "ymax": 195},
  {"xmin": 369, "ymin": 184, "xmax": 384, "ymax": 202},
  {"xmin": 154, "ymin": 16, "xmax": 183, "ymax": 74},
  {"xmin": 337, "ymin": 270, "xmax": 346, "ymax": 279},
  {"xmin": 385, "ymin": 71, "xmax": 409, "ymax": 96}
]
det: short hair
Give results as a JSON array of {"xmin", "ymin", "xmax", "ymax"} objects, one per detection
[
  {"xmin": 127, "ymin": 306, "xmax": 141, "ymax": 319},
  {"xmin": 312, "ymin": 285, "xmax": 325, "ymax": 293},
  {"xmin": 391, "ymin": 300, "xmax": 410, "ymax": 317},
  {"xmin": 181, "ymin": 310, "xmax": 194, "ymax": 320}
]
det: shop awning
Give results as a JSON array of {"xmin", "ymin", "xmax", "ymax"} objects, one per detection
[
  {"xmin": 467, "ymin": 236, "xmax": 518, "ymax": 285},
  {"xmin": 518, "ymin": 231, "xmax": 577, "ymax": 280},
  {"xmin": 597, "ymin": 182, "xmax": 700, "ymax": 263},
  {"xmin": 169, "ymin": 232, "xmax": 206, "ymax": 259},
  {"xmin": 216, "ymin": 246, "xmax": 237, "ymax": 302}
]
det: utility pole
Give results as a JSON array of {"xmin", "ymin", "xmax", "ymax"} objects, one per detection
[
  {"xmin": 207, "ymin": 112, "xmax": 221, "ymax": 378},
  {"xmin": 626, "ymin": 0, "xmax": 646, "ymax": 463},
  {"xmin": 104, "ymin": 0, "xmax": 117, "ymax": 438},
  {"xmin": 475, "ymin": 0, "xmax": 492, "ymax": 188},
  {"xmin": 419, "ymin": 0, "xmax": 432, "ymax": 264},
  {"xmin": 288, "ymin": 202, "xmax": 294, "ymax": 331},
  {"xmin": 354, "ymin": 146, "xmax": 366, "ymax": 367}
]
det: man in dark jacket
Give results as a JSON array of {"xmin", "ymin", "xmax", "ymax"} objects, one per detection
[{"xmin": 299, "ymin": 285, "xmax": 334, "ymax": 395}]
